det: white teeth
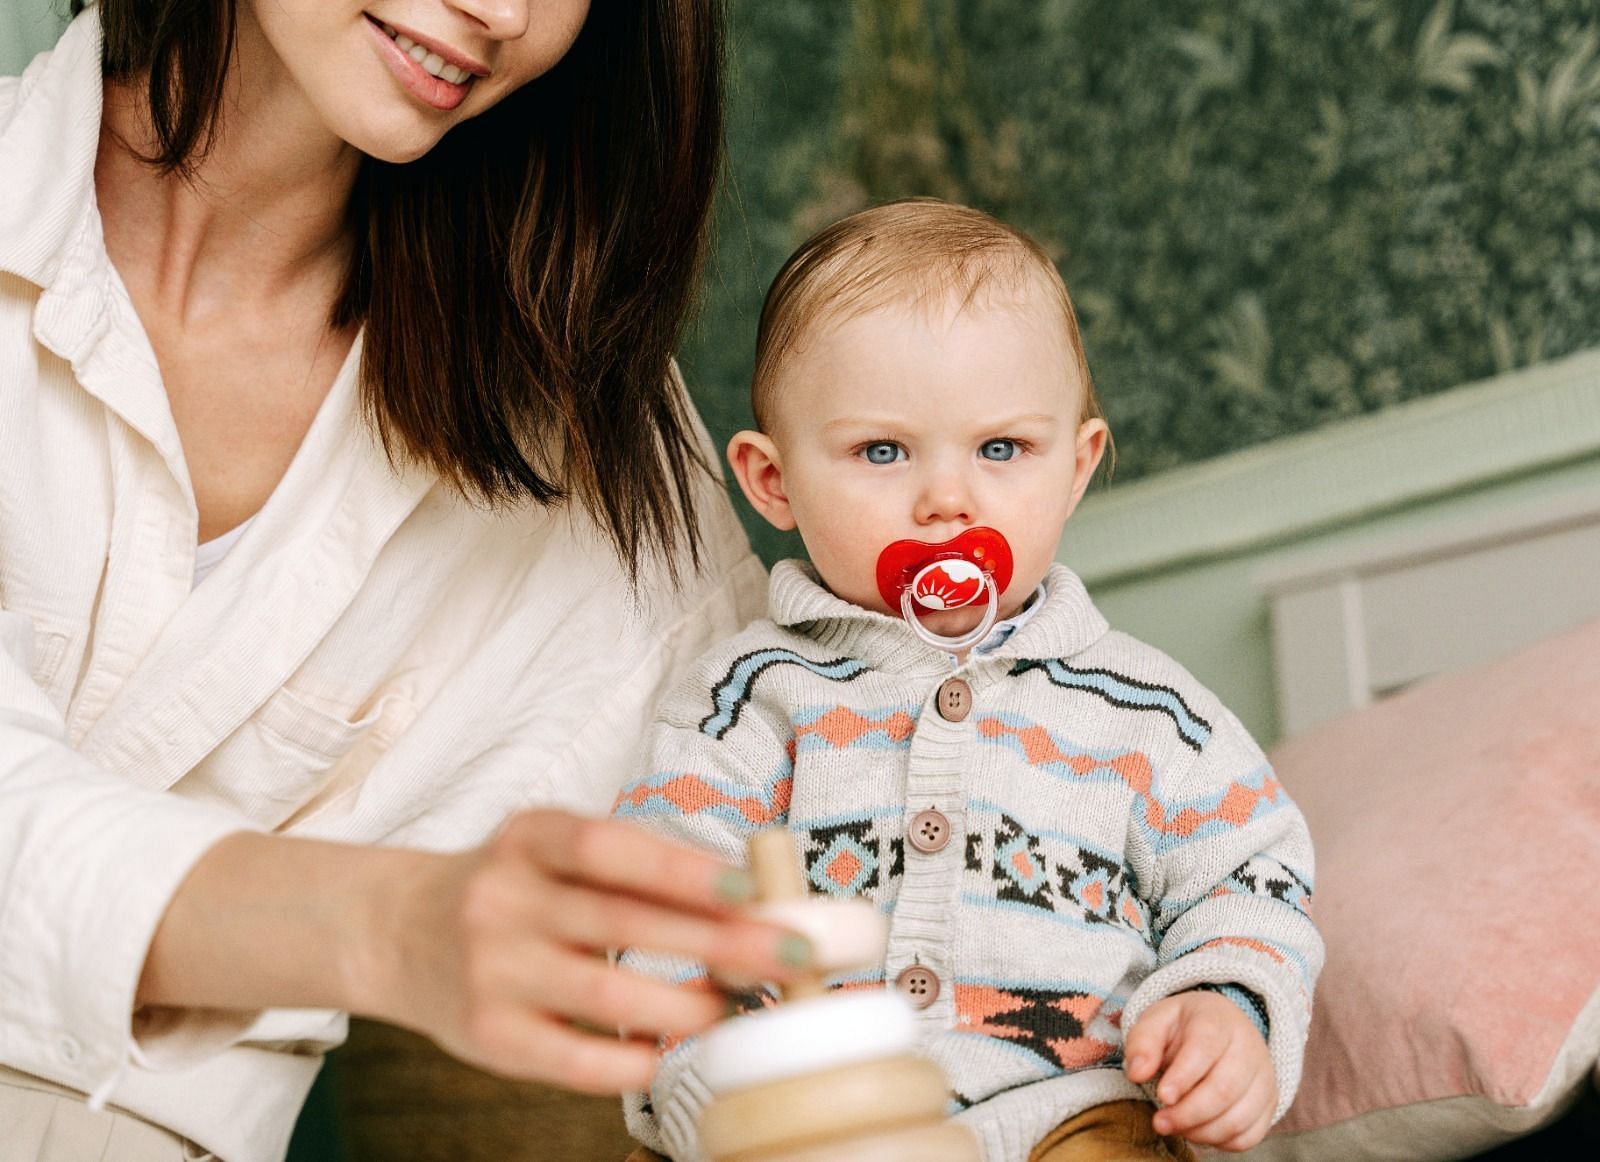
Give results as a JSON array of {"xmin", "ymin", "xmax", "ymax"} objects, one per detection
[{"xmin": 381, "ymin": 22, "xmax": 472, "ymax": 84}]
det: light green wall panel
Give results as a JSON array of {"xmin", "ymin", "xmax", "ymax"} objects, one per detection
[
  {"xmin": 1061, "ymin": 347, "xmax": 1600, "ymax": 747},
  {"xmin": 0, "ymin": 0, "xmax": 70, "ymax": 75}
]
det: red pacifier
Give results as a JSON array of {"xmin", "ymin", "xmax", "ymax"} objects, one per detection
[{"xmin": 875, "ymin": 527, "xmax": 1014, "ymax": 652}]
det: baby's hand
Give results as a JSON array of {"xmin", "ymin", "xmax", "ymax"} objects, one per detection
[{"xmin": 1122, "ymin": 990, "xmax": 1276, "ymax": 1152}]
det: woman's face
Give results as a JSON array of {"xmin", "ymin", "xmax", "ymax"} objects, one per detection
[{"xmin": 240, "ymin": 1, "xmax": 592, "ymax": 163}]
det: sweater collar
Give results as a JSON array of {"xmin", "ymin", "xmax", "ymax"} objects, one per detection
[{"xmin": 768, "ymin": 559, "xmax": 1109, "ymax": 675}]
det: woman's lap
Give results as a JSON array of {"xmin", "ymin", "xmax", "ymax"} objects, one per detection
[{"xmin": 0, "ymin": 1065, "xmax": 198, "ymax": 1161}]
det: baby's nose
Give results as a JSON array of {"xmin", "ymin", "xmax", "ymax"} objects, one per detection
[{"xmin": 913, "ymin": 472, "xmax": 975, "ymax": 526}]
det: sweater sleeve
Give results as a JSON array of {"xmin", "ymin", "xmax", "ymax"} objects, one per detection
[
  {"xmin": 1119, "ymin": 704, "xmax": 1323, "ymax": 1123},
  {"xmin": 612, "ymin": 640, "xmax": 796, "ymax": 1161}
]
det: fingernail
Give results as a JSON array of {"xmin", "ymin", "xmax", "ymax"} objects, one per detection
[
  {"xmin": 777, "ymin": 933, "xmax": 814, "ymax": 967},
  {"xmin": 714, "ymin": 869, "xmax": 754, "ymax": 903}
]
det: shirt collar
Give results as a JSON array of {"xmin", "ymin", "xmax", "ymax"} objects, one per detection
[
  {"xmin": 0, "ymin": 6, "xmax": 105, "ymax": 301},
  {"xmin": 767, "ymin": 560, "xmax": 1109, "ymax": 676},
  {"xmin": 972, "ymin": 583, "xmax": 1047, "ymax": 657}
]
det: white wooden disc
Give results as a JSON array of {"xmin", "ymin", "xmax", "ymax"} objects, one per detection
[{"xmin": 700, "ymin": 990, "xmax": 917, "ymax": 1093}]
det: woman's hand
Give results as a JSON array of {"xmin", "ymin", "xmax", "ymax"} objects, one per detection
[{"xmin": 363, "ymin": 809, "xmax": 811, "ymax": 1093}]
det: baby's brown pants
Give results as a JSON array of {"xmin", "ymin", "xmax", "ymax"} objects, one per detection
[
  {"xmin": 625, "ymin": 1099, "xmax": 1199, "ymax": 1161},
  {"xmin": 1028, "ymin": 1100, "xmax": 1198, "ymax": 1161}
]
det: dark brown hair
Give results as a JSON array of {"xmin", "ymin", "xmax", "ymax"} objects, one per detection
[
  {"xmin": 85, "ymin": 0, "xmax": 725, "ymax": 583},
  {"xmin": 752, "ymin": 199, "xmax": 1109, "ymax": 462}
]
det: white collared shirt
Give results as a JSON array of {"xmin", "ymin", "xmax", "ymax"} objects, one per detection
[{"xmin": 0, "ymin": 11, "xmax": 766, "ymax": 1160}]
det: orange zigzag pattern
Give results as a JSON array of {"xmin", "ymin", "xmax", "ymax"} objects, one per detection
[
  {"xmin": 612, "ymin": 773, "xmax": 791, "ymax": 826},
  {"xmin": 976, "ymin": 717, "xmax": 1285, "ymax": 837},
  {"xmin": 795, "ymin": 706, "xmax": 916, "ymax": 748}
]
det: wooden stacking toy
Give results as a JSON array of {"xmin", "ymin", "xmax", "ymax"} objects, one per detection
[{"xmin": 695, "ymin": 829, "xmax": 980, "ymax": 1162}]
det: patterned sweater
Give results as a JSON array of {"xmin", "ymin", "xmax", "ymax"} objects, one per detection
[{"xmin": 615, "ymin": 562, "xmax": 1322, "ymax": 1162}]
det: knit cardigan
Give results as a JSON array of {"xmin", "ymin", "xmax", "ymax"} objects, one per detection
[{"xmin": 616, "ymin": 561, "xmax": 1323, "ymax": 1162}]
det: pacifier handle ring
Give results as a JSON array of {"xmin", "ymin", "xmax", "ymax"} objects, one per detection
[{"xmin": 899, "ymin": 574, "xmax": 1000, "ymax": 653}]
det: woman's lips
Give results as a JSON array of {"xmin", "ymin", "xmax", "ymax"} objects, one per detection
[{"xmin": 363, "ymin": 15, "xmax": 474, "ymax": 112}]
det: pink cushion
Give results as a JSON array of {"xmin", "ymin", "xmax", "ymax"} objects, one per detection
[{"xmin": 1253, "ymin": 616, "xmax": 1600, "ymax": 1159}]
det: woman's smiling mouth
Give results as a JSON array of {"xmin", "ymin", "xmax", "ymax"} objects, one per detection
[{"xmin": 364, "ymin": 14, "xmax": 488, "ymax": 111}]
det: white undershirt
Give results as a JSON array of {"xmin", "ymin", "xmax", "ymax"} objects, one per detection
[{"xmin": 192, "ymin": 516, "xmax": 255, "ymax": 588}]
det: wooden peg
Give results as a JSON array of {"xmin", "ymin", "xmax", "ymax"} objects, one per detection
[{"xmin": 747, "ymin": 829, "xmax": 824, "ymax": 1001}]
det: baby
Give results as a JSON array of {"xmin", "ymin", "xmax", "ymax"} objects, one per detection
[{"xmin": 616, "ymin": 199, "xmax": 1322, "ymax": 1162}]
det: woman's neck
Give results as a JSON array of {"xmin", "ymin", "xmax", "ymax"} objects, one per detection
[{"xmin": 94, "ymin": 13, "xmax": 361, "ymax": 327}]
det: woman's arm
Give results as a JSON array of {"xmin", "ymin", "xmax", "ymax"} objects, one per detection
[{"xmin": 138, "ymin": 809, "xmax": 804, "ymax": 1093}]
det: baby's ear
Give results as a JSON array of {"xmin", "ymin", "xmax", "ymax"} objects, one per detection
[
  {"xmin": 727, "ymin": 430, "xmax": 796, "ymax": 531},
  {"xmin": 1067, "ymin": 418, "xmax": 1110, "ymax": 515}
]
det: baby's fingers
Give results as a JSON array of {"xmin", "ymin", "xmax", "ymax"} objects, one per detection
[
  {"xmin": 1176, "ymin": 1070, "xmax": 1277, "ymax": 1151},
  {"xmin": 1122, "ymin": 1002, "xmax": 1181, "ymax": 1084},
  {"xmin": 1150, "ymin": 1021, "xmax": 1228, "ymax": 1109},
  {"xmin": 1151, "ymin": 1052, "xmax": 1237, "ymax": 1136}
]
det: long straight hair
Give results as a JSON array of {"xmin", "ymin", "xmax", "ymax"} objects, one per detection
[{"xmin": 86, "ymin": 0, "xmax": 725, "ymax": 584}]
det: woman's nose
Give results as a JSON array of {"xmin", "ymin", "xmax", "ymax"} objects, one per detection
[{"xmin": 447, "ymin": 0, "xmax": 531, "ymax": 40}]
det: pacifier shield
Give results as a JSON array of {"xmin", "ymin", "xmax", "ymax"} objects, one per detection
[
  {"xmin": 874, "ymin": 527, "xmax": 1015, "ymax": 612},
  {"xmin": 909, "ymin": 559, "xmax": 985, "ymax": 610}
]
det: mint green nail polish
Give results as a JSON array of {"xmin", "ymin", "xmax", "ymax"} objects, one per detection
[
  {"xmin": 714, "ymin": 869, "xmax": 754, "ymax": 903},
  {"xmin": 778, "ymin": 933, "xmax": 814, "ymax": 967}
]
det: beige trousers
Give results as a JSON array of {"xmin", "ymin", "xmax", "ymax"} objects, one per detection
[{"xmin": 0, "ymin": 1065, "xmax": 204, "ymax": 1161}]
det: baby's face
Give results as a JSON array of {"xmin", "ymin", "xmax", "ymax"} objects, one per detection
[{"xmin": 746, "ymin": 289, "xmax": 1106, "ymax": 637}]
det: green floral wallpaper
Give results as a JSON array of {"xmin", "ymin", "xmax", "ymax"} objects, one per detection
[{"xmin": 684, "ymin": 0, "xmax": 1600, "ymax": 563}]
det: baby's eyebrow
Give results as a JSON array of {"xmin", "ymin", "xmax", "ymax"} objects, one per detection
[
  {"xmin": 821, "ymin": 416, "xmax": 906, "ymax": 434},
  {"xmin": 986, "ymin": 413, "xmax": 1061, "ymax": 429}
]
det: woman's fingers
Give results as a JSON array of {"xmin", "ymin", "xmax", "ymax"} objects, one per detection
[
  {"xmin": 462, "ymin": 1004, "xmax": 663, "ymax": 1092},
  {"xmin": 537, "ymin": 878, "xmax": 811, "ymax": 978},
  {"xmin": 464, "ymin": 817, "xmax": 812, "ymax": 977},
  {"xmin": 499, "ymin": 809, "xmax": 754, "ymax": 914},
  {"xmin": 472, "ymin": 937, "xmax": 724, "ymax": 1039}
]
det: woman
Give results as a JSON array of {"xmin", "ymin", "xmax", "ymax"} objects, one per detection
[{"xmin": 0, "ymin": 1, "xmax": 808, "ymax": 1158}]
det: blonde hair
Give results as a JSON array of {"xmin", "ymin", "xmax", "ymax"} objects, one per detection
[{"xmin": 751, "ymin": 198, "xmax": 1107, "ymax": 445}]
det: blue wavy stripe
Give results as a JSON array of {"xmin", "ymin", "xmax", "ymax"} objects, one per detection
[
  {"xmin": 1012, "ymin": 659, "xmax": 1212, "ymax": 752},
  {"xmin": 611, "ymin": 764, "xmax": 791, "ymax": 829},
  {"xmin": 699, "ymin": 649, "xmax": 870, "ymax": 739}
]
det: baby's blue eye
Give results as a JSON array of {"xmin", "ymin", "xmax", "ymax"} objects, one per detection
[
  {"xmin": 980, "ymin": 439, "xmax": 1018, "ymax": 462},
  {"xmin": 861, "ymin": 442, "xmax": 905, "ymax": 465}
]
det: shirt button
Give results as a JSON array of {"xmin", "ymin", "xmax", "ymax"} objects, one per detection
[
  {"xmin": 908, "ymin": 808, "xmax": 951, "ymax": 853},
  {"xmin": 936, "ymin": 678, "xmax": 972, "ymax": 722},
  {"xmin": 895, "ymin": 965, "xmax": 940, "ymax": 1009},
  {"xmin": 58, "ymin": 1035, "xmax": 82, "ymax": 1065}
]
